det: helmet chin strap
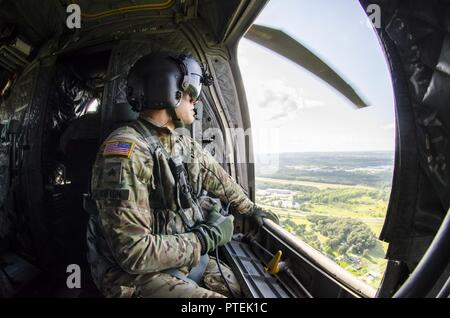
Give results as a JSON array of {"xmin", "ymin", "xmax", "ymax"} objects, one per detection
[
  {"xmin": 142, "ymin": 113, "xmax": 172, "ymax": 129},
  {"xmin": 167, "ymin": 108, "xmax": 179, "ymax": 121},
  {"xmin": 167, "ymin": 108, "xmax": 185, "ymax": 128}
]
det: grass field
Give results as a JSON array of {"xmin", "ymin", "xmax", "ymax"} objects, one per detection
[
  {"xmin": 256, "ymin": 177, "xmax": 373, "ymax": 190},
  {"xmin": 256, "ymin": 178, "xmax": 389, "ymax": 288}
]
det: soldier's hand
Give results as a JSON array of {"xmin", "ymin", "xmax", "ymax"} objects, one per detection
[
  {"xmin": 197, "ymin": 194, "xmax": 222, "ymax": 218},
  {"xmin": 250, "ymin": 205, "xmax": 280, "ymax": 227},
  {"xmin": 192, "ymin": 210, "xmax": 234, "ymax": 255}
]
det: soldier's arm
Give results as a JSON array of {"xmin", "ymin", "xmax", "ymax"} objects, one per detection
[
  {"xmin": 92, "ymin": 132, "xmax": 201, "ymax": 274},
  {"xmin": 190, "ymin": 139, "xmax": 254, "ymax": 215}
]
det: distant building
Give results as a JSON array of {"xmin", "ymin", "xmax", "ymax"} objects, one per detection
[
  {"xmin": 368, "ymin": 272, "xmax": 379, "ymax": 279},
  {"xmin": 256, "ymin": 188, "xmax": 294, "ymax": 198},
  {"xmin": 269, "ymin": 189, "xmax": 293, "ymax": 196}
]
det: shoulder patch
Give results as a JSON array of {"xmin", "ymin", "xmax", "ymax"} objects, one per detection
[
  {"xmin": 103, "ymin": 162, "xmax": 122, "ymax": 184},
  {"xmin": 103, "ymin": 140, "xmax": 135, "ymax": 158}
]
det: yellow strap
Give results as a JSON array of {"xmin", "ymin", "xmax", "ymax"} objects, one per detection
[{"xmin": 265, "ymin": 250, "xmax": 283, "ymax": 275}]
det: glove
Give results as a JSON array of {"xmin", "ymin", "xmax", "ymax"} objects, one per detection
[
  {"xmin": 192, "ymin": 210, "xmax": 234, "ymax": 255},
  {"xmin": 250, "ymin": 205, "xmax": 280, "ymax": 227},
  {"xmin": 197, "ymin": 194, "xmax": 222, "ymax": 219}
]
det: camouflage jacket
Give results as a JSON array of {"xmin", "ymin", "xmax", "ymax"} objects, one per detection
[{"xmin": 87, "ymin": 115, "xmax": 253, "ymax": 296}]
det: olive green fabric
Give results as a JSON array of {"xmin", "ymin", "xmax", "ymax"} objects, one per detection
[{"xmin": 192, "ymin": 211, "xmax": 234, "ymax": 254}]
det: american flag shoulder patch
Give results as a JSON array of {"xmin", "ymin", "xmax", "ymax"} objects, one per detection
[{"xmin": 103, "ymin": 140, "xmax": 135, "ymax": 158}]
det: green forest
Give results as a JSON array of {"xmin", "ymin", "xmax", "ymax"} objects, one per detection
[
  {"xmin": 282, "ymin": 215, "xmax": 379, "ymax": 257},
  {"xmin": 255, "ymin": 151, "xmax": 393, "ymax": 288}
]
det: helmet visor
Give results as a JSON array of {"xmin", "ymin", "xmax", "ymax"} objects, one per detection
[
  {"xmin": 184, "ymin": 74, "xmax": 202, "ymax": 101},
  {"xmin": 181, "ymin": 55, "xmax": 204, "ymax": 101}
]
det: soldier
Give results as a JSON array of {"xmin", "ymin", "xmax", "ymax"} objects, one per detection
[{"xmin": 86, "ymin": 52, "xmax": 279, "ymax": 298}]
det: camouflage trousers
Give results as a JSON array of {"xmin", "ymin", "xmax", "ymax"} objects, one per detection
[{"xmin": 125, "ymin": 256, "xmax": 241, "ymax": 298}]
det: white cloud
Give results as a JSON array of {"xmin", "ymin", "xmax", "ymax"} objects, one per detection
[
  {"xmin": 250, "ymin": 79, "xmax": 325, "ymax": 123},
  {"xmin": 304, "ymin": 99, "xmax": 325, "ymax": 108}
]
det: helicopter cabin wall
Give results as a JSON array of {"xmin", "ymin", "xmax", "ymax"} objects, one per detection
[
  {"xmin": 0, "ymin": 46, "xmax": 110, "ymax": 273},
  {"xmin": 0, "ymin": 58, "xmax": 58, "ymax": 297},
  {"xmin": 0, "ymin": 61, "xmax": 43, "ymax": 259}
]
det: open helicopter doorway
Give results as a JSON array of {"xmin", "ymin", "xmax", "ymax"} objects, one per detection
[{"xmin": 238, "ymin": 0, "xmax": 395, "ymax": 296}]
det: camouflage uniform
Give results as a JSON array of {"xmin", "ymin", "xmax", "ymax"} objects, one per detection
[{"xmin": 87, "ymin": 115, "xmax": 254, "ymax": 298}]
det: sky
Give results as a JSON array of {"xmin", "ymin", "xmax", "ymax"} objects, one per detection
[{"xmin": 237, "ymin": 0, "xmax": 395, "ymax": 153}]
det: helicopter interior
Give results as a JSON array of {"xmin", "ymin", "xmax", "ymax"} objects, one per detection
[{"xmin": 0, "ymin": 0, "xmax": 449, "ymax": 298}]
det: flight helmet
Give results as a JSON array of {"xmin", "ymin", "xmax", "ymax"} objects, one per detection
[{"xmin": 126, "ymin": 51, "xmax": 213, "ymax": 112}]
